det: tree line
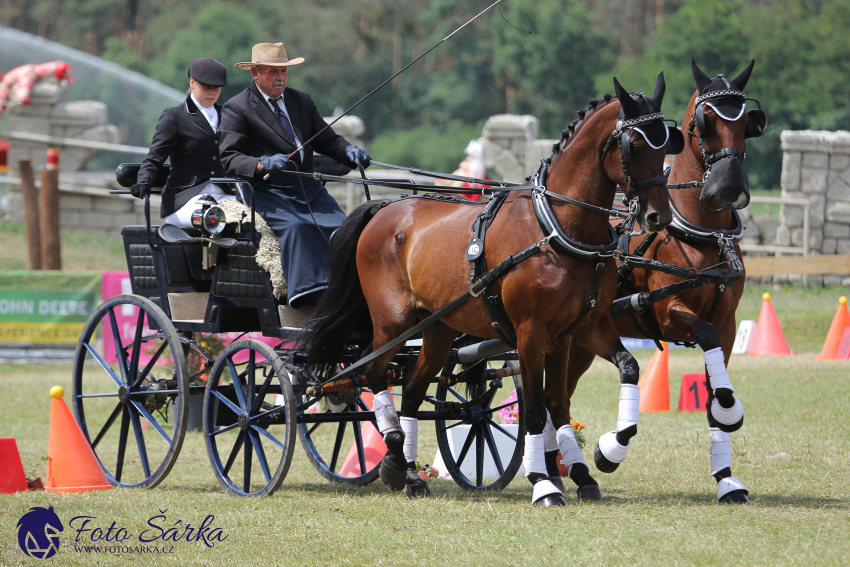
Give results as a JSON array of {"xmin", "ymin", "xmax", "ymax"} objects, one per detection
[{"xmin": 4, "ymin": 0, "xmax": 849, "ymax": 185}]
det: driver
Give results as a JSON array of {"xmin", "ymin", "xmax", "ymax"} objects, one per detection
[{"xmin": 219, "ymin": 42, "xmax": 371, "ymax": 309}]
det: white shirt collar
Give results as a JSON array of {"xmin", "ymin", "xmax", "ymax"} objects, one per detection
[{"xmin": 190, "ymin": 93, "xmax": 218, "ymax": 132}]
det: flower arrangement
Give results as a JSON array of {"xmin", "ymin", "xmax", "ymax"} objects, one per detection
[
  {"xmin": 414, "ymin": 461, "xmax": 439, "ymax": 481},
  {"xmin": 498, "ymin": 388, "xmax": 586, "ymax": 449},
  {"xmin": 498, "ymin": 389, "xmax": 520, "ymax": 425}
]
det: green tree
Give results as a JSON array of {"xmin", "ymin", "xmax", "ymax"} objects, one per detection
[{"xmin": 494, "ymin": 0, "xmax": 614, "ymax": 138}]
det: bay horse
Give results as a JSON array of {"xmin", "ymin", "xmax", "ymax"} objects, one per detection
[
  {"xmin": 560, "ymin": 58, "xmax": 768, "ymax": 504},
  {"xmin": 298, "ymin": 73, "xmax": 683, "ymax": 506}
]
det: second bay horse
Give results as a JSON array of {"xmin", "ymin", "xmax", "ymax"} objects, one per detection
[{"xmin": 561, "ymin": 58, "xmax": 767, "ymax": 504}]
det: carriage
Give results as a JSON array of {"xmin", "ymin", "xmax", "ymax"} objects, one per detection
[
  {"xmin": 71, "ymin": 162, "xmax": 526, "ymax": 497},
  {"xmin": 72, "ymin": 61, "xmax": 763, "ymax": 504}
]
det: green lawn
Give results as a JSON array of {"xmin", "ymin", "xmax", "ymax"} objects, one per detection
[
  {"xmin": 2, "ymin": 336, "xmax": 848, "ymax": 565},
  {"xmin": 0, "ymin": 221, "xmax": 126, "ymax": 271}
]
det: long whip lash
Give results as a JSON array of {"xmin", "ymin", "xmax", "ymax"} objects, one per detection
[{"xmin": 285, "ymin": 0, "xmax": 505, "ymax": 161}]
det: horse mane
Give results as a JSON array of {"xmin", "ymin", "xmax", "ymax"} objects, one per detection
[{"xmin": 549, "ymin": 93, "xmax": 616, "ymax": 160}]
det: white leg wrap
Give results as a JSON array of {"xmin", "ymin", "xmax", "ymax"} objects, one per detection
[
  {"xmin": 532, "ymin": 479, "xmax": 563, "ymax": 502},
  {"xmin": 708, "ymin": 427, "xmax": 732, "ymax": 476},
  {"xmin": 543, "ymin": 412, "xmax": 559, "ymax": 452},
  {"xmin": 556, "ymin": 425, "xmax": 586, "ymax": 471},
  {"xmin": 523, "ymin": 433, "xmax": 547, "ymax": 477},
  {"xmin": 705, "ymin": 348, "xmax": 744, "ymax": 426},
  {"xmin": 704, "ymin": 347, "xmax": 734, "ymax": 392},
  {"xmin": 373, "ymin": 390, "xmax": 401, "ymax": 437},
  {"xmin": 597, "ymin": 431, "xmax": 630, "ymax": 464},
  {"xmin": 716, "ymin": 476, "xmax": 748, "ymax": 500},
  {"xmin": 711, "ymin": 397, "xmax": 744, "ymax": 426},
  {"xmin": 400, "ymin": 416, "xmax": 418, "ymax": 463},
  {"xmin": 616, "ymin": 384, "xmax": 640, "ymax": 432}
]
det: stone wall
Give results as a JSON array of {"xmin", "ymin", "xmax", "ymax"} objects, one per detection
[{"xmin": 779, "ymin": 130, "xmax": 850, "ymax": 284}]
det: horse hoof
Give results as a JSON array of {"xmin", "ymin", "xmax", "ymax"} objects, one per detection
[
  {"xmin": 576, "ymin": 485, "xmax": 603, "ymax": 502},
  {"xmin": 548, "ymin": 475, "xmax": 566, "ymax": 494},
  {"xmin": 379, "ymin": 432, "xmax": 407, "ymax": 491},
  {"xmin": 719, "ymin": 490, "xmax": 749, "ymax": 504},
  {"xmin": 533, "ymin": 494, "xmax": 567, "ymax": 508},
  {"xmin": 379, "ymin": 458, "xmax": 407, "ymax": 491},
  {"xmin": 406, "ymin": 479, "xmax": 433, "ymax": 499},
  {"xmin": 593, "ymin": 443, "xmax": 620, "ymax": 473}
]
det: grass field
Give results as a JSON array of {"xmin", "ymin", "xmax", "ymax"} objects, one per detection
[{"xmin": 1, "ymin": 287, "xmax": 849, "ymax": 566}]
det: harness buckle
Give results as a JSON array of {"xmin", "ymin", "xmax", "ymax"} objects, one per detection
[{"xmin": 469, "ymin": 280, "xmax": 486, "ymax": 298}]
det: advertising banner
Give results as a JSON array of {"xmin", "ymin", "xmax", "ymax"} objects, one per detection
[{"xmin": 0, "ymin": 271, "xmax": 99, "ymax": 359}]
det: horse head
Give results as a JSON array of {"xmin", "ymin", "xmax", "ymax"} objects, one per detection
[
  {"xmin": 686, "ymin": 58, "xmax": 768, "ymax": 211},
  {"xmin": 606, "ymin": 73, "xmax": 682, "ymax": 232}
]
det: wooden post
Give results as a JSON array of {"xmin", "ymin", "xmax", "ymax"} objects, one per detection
[
  {"xmin": 39, "ymin": 148, "xmax": 61, "ymax": 270},
  {"xmin": 18, "ymin": 159, "xmax": 42, "ymax": 270}
]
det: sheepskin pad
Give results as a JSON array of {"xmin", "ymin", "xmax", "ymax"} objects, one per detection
[{"xmin": 217, "ymin": 199, "xmax": 287, "ymax": 299}]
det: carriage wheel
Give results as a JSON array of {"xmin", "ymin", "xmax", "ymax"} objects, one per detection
[
  {"xmin": 297, "ymin": 387, "xmax": 383, "ymax": 486},
  {"xmin": 434, "ymin": 362, "xmax": 525, "ymax": 491},
  {"xmin": 72, "ymin": 294, "xmax": 188, "ymax": 488},
  {"xmin": 203, "ymin": 340, "xmax": 296, "ymax": 497}
]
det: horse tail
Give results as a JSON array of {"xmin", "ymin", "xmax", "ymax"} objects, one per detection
[{"xmin": 295, "ymin": 201, "xmax": 383, "ymax": 378}]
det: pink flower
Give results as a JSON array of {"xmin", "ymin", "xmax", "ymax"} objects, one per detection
[{"xmin": 499, "ymin": 389, "xmax": 519, "ymax": 425}]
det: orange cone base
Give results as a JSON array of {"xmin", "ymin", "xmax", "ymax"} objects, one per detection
[
  {"xmin": 0, "ymin": 438, "xmax": 29, "ymax": 494},
  {"xmin": 44, "ymin": 398, "xmax": 112, "ymax": 494},
  {"xmin": 339, "ymin": 391, "xmax": 388, "ymax": 477},
  {"xmin": 638, "ymin": 346, "xmax": 670, "ymax": 412}
]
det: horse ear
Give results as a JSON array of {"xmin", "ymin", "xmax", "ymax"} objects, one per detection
[
  {"xmin": 690, "ymin": 57, "xmax": 712, "ymax": 92},
  {"xmin": 731, "ymin": 59, "xmax": 755, "ymax": 91},
  {"xmin": 651, "ymin": 71, "xmax": 666, "ymax": 110},
  {"xmin": 613, "ymin": 77, "xmax": 639, "ymax": 118}
]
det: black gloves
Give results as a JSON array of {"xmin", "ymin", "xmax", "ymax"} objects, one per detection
[
  {"xmin": 130, "ymin": 183, "xmax": 150, "ymax": 199},
  {"xmin": 345, "ymin": 145, "xmax": 371, "ymax": 168},
  {"xmin": 259, "ymin": 154, "xmax": 296, "ymax": 174}
]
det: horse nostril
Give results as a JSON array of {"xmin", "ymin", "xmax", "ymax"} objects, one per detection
[{"xmin": 646, "ymin": 211, "xmax": 659, "ymax": 228}]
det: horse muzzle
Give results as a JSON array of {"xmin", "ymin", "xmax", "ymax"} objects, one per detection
[{"xmin": 701, "ymin": 157, "xmax": 750, "ymax": 211}]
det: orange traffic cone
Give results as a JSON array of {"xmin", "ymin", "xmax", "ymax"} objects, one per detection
[
  {"xmin": 817, "ymin": 296, "xmax": 850, "ymax": 360},
  {"xmin": 0, "ymin": 438, "xmax": 29, "ymax": 493},
  {"xmin": 638, "ymin": 342, "xmax": 670, "ymax": 412},
  {"xmin": 339, "ymin": 390, "xmax": 388, "ymax": 477},
  {"xmin": 749, "ymin": 293, "xmax": 792, "ymax": 356},
  {"xmin": 44, "ymin": 386, "xmax": 112, "ymax": 494}
]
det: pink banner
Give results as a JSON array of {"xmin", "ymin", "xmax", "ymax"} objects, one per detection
[{"xmin": 101, "ymin": 271, "xmax": 285, "ymax": 365}]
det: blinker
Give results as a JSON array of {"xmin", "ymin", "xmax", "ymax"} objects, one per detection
[{"xmin": 745, "ymin": 109, "xmax": 768, "ymax": 138}]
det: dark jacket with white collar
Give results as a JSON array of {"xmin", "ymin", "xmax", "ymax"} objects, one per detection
[
  {"xmin": 137, "ymin": 95, "xmax": 225, "ymax": 217},
  {"xmin": 219, "ymin": 82, "xmax": 350, "ymax": 179}
]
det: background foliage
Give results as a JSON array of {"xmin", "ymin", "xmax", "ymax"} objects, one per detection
[{"xmin": 3, "ymin": 0, "xmax": 850, "ymax": 181}]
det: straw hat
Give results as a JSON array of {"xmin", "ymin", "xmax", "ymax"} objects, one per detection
[{"xmin": 235, "ymin": 43, "xmax": 304, "ymax": 70}]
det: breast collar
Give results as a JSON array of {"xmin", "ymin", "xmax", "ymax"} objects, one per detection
[
  {"xmin": 530, "ymin": 161, "xmax": 618, "ymax": 259},
  {"xmin": 667, "ymin": 197, "xmax": 744, "ymax": 246}
]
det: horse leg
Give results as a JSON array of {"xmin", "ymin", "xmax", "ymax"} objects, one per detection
[
  {"xmin": 367, "ymin": 312, "xmax": 417, "ymax": 492},
  {"xmin": 399, "ymin": 319, "xmax": 458, "ymax": 499},
  {"xmin": 518, "ymin": 328, "xmax": 567, "ymax": 507},
  {"xmin": 574, "ymin": 319, "xmax": 641, "ymax": 473},
  {"xmin": 663, "ymin": 307, "xmax": 748, "ymax": 503},
  {"xmin": 543, "ymin": 337, "xmax": 602, "ymax": 501}
]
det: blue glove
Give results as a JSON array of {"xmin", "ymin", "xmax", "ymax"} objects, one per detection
[
  {"xmin": 345, "ymin": 145, "xmax": 371, "ymax": 168},
  {"xmin": 259, "ymin": 154, "xmax": 295, "ymax": 174}
]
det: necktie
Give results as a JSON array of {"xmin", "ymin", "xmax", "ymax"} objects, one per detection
[{"xmin": 271, "ymin": 99, "xmax": 298, "ymax": 145}]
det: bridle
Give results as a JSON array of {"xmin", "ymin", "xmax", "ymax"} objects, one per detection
[
  {"xmin": 602, "ymin": 109, "xmax": 676, "ymax": 215},
  {"xmin": 687, "ymin": 76, "xmax": 768, "ymax": 212}
]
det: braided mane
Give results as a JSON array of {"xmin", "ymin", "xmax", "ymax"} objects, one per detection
[{"xmin": 549, "ymin": 93, "xmax": 616, "ymax": 160}]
